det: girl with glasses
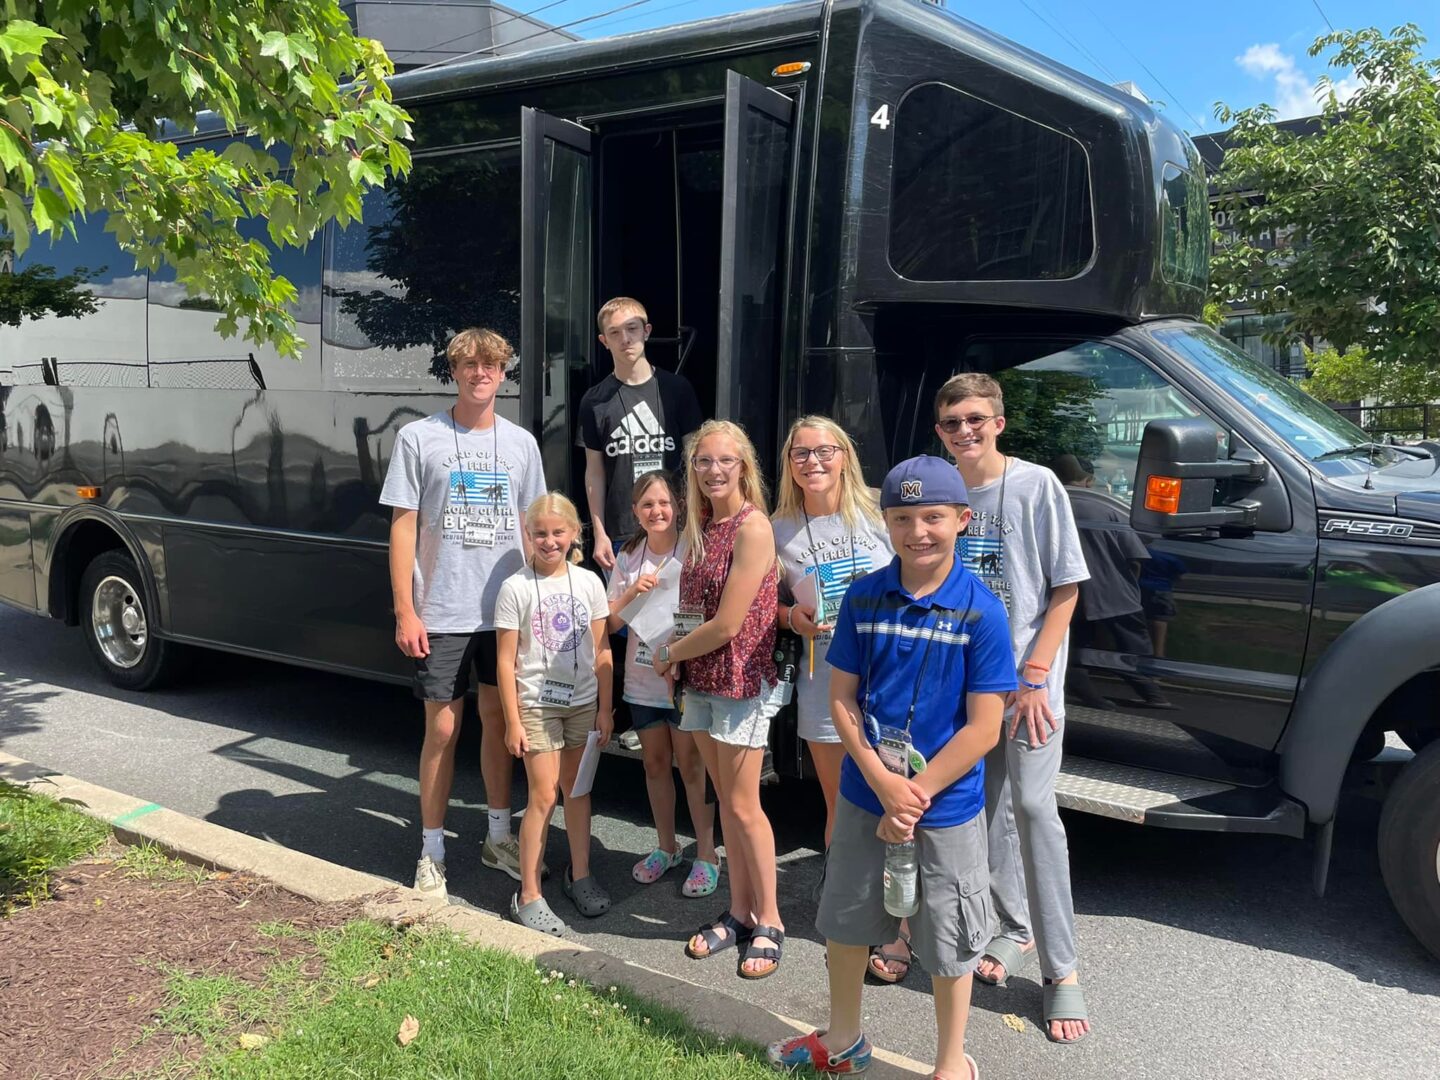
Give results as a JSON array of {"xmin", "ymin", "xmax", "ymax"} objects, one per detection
[{"xmin": 652, "ymin": 419, "xmax": 786, "ymax": 979}]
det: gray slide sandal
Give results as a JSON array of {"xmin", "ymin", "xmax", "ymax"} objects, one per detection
[
  {"xmin": 1042, "ymin": 981, "xmax": 1091, "ymax": 1043},
  {"xmin": 511, "ymin": 893, "xmax": 567, "ymax": 937},
  {"xmin": 975, "ymin": 936, "xmax": 1031, "ymax": 987}
]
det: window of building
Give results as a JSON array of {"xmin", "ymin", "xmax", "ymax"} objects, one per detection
[
  {"xmin": 889, "ymin": 82, "xmax": 1094, "ymax": 282},
  {"xmin": 323, "ymin": 145, "xmax": 523, "ymax": 392},
  {"xmin": 1219, "ymin": 313, "xmax": 1305, "ymax": 378}
]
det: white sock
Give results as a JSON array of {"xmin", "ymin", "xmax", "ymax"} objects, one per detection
[
  {"xmin": 421, "ymin": 827, "xmax": 445, "ymax": 863},
  {"xmin": 487, "ymin": 809, "xmax": 511, "ymax": 842}
]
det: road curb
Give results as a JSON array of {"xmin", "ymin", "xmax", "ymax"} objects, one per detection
[{"xmin": 1, "ymin": 750, "xmax": 931, "ymax": 1078}]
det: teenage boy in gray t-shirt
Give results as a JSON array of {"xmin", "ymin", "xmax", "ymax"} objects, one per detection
[
  {"xmin": 380, "ymin": 328, "xmax": 546, "ymax": 902},
  {"xmin": 935, "ymin": 371, "xmax": 1093, "ymax": 1044}
]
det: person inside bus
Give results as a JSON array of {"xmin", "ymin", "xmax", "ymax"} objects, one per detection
[
  {"xmin": 380, "ymin": 327, "xmax": 547, "ymax": 902},
  {"xmin": 578, "ymin": 297, "xmax": 703, "ymax": 570},
  {"xmin": 936, "ymin": 372, "xmax": 1093, "ymax": 1044},
  {"xmin": 770, "ymin": 417, "xmax": 906, "ymax": 980},
  {"xmin": 653, "ymin": 420, "xmax": 786, "ymax": 978}
]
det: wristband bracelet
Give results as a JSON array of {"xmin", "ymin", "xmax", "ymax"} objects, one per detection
[{"xmin": 1019, "ymin": 676, "xmax": 1048, "ymax": 690}]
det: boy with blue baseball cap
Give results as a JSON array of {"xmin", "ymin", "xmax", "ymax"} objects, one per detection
[{"xmin": 768, "ymin": 456, "xmax": 1016, "ymax": 1079}]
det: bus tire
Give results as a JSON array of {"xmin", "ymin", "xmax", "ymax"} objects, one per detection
[
  {"xmin": 1379, "ymin": 739, "xmax": 1440, "ymax": 961},
  {"xmin": 79, "ymin": 550, "xmax": 180, "ymax": 691}
]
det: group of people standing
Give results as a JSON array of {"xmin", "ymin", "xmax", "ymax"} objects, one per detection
[{"xmin": 381, "ymin": 297, "xmax": 1092, "ymax": 1080}]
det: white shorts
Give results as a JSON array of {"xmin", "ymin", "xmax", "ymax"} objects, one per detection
[{"xmin": 679, "ymin": 684, "xmax": 782, "ymax": 749}]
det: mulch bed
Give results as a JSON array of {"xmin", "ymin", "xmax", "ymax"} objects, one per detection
[{"xmin": 0, "ymin": 841, "xmax": 362, "ymax": 1079}]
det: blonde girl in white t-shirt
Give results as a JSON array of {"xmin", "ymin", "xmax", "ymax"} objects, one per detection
[
  {"xmin": 496, "ymin": 493, "xmax": 613, "ymax": 936},
  {"xmin": 607, "ymin": 470, "xmax": 720, "ymax": 897}
]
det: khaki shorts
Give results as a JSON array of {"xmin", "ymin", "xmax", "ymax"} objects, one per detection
[
  {"xmin": 520, "ymin": 701, "xmax": 595, "ymax": 753},
  {"xmin": 816, "ymin": 797, "xmax": 994, "ymax": 979}
]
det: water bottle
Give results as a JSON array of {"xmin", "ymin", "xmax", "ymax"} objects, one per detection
[{"xmin": 883, "ymin": 840, "xmax": 919, "ymax": 917}]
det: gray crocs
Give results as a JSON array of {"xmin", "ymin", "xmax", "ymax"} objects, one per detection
[
  {"xmin": 562, "ymin": 867, "xmax": 611, "ymax": 917},
  {"xmin": 1042, "ymin": 981, "xmax": 1091, "ymax": 1044},
  {"xmin": 511, "ymin": 892, "xmax": 567, "ymax": 937}
]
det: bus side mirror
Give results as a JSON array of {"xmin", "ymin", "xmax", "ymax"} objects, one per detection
[{"xmin": 1130, "ymin": 418, "xmax": 1268, "ymax": 535}]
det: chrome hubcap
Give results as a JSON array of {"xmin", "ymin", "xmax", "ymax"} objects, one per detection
[{"xmin": 92, "ymin": 575, "xmax": 146, "ymax": 669}]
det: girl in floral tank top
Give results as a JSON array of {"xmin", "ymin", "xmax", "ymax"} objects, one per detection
[
  {"xmin": 652, "ymin": 420, "xmax": 786, "ymax": 980},
  {"xmin": 680, "ymin": 505, "xmax": 777, "ymax": 697}
]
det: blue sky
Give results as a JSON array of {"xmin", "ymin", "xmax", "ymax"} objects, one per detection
[{"xmin": 527, "ymin": 0, "xmax": 1437, "ymax": 135}]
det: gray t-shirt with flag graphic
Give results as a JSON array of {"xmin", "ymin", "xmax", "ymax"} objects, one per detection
[
  {"xmin": 380, "ymin": 411, "xmax": 546, "ymax": 633},
  {"xmin": 958, "ymin": 457, "xmax": 1089, "ymax": 719}
]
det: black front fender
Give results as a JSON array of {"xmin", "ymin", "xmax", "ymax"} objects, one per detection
[{"xmin": 1281, "ymin": 580, "xmax": 1440, "ymax": 824}]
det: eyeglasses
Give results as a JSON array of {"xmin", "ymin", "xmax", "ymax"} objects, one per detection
[
  {"xmin": 692, "ymin": 455, "xmax": 741, "ymax": 472},
  {"xmin": 788, "ymin": 444, "xmax": 843, "ymax": 464},
  {"xmin": 938, "ymin": 414, "xmax": 998, "ymax": 434}
]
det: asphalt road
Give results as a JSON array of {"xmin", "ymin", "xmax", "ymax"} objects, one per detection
[{"xmin": 2, "ymin": 605, "xmax": 1438, "ymax": 1080}]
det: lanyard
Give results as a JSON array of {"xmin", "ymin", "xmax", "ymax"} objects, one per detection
[
  {"xmin": 962, "ymin": 455, "xmax": 1008, "ymax": 570},
  {"xmin": 801, "ymin": 508, "xmax": 856, "ymax": 615},
  {"xmin": 864, "ymin": 598, "xmax": 974, "ymax": 737},
  {"xmin": 531, "ymin": 563, "xmax": 580, "ymax": 678},
  {"xmin": 450, "ymin": 406, "xmax": 500, "ymax": 514}
]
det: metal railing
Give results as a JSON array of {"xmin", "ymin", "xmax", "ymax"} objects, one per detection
[{"xmin": 1333, "ymin": 403, "xmax": 1440, "ymax": 441}]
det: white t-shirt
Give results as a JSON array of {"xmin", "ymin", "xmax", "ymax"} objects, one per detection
[
  {"xmin": 493, "ymin": 564, "xmax": 610, "ymax": 712},
  {"xmin": 958, "ymin": 457, "xmax": 1090, "ymax": 719},
  {"xmin": 606, "ymin": 543, "xmax": 678, "ymax": 708},
  {"xmin": 772, "ymin": 509, "xmax": 894, "ymax": 731}
]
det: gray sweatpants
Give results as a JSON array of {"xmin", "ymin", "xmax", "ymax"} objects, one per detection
[{"xmin": 984, "ymin": 714, "xmax": 1078, "ymax": 981}]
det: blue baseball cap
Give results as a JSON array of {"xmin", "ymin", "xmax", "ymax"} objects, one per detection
[{"xmin": 880, "ymin": 455, "xmax": 969, "ymax": 510}]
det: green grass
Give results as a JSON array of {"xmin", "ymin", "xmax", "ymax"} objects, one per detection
[
  {"xmin": 158, "ymin": 920, "xmax": 778, "ymax": 1079},
  {"xmin": 115, "ymin": 842, "xmax": 210, "ymax": 883},
  {"xmin": 0, "ymin": 779, "xmax": 109, "ymax": 915}
]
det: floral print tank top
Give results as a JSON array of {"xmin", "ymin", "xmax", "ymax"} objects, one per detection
[{"xmin": 679, "ymin": 503, "xmax": 777, "ymax": 699}]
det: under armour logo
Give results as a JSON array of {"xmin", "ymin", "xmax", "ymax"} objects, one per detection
[
  {"xmin": 938, "ymin": 620, "xmax": 955, "ymax": 632},
  {"xmin": 900, "ymin": 480, "xmax": 923, "ymax": 500}
]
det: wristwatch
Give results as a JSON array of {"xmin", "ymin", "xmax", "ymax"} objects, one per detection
[{"xmin": 657, "ymin": 644, "xmax": 672, "ymax": 664}]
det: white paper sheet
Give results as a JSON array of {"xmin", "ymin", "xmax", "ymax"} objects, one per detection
[
  {"xmin": 620, "ymin": 557, "xmax": 683, "ymax": 648},
  {"xmin": 569, "ymin": 729, "xmax": 603, "ymax": 799},
  {"xmin": 791, "ymin": 568, "xmax": 826, "ymax": 625}
]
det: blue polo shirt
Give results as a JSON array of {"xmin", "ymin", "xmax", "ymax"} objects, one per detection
[{"xmin": 829, "ymin": 555, "xmax": 1016, "ymax": 828}]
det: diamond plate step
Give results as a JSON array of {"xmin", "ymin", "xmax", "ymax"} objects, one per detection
[{"xmin": 1055, "ymin": 756, "xmax": 1233, "ymax": 824}]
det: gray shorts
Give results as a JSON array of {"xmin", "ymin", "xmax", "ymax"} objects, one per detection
[{"xmin": 816, "ymin": 797, "xmax": 994, "ymax": 979}]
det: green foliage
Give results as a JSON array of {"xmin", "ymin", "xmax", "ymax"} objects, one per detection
[
  {"xmin": 996, "ymin": 368, "xmax": 1106, "ymax": 466},
  {"xmin": 0, "ymin": 2, "xmax": 412, "ymax": 358},
  {"xmin": 1209, "ymin": 24, "xmax": 1440, "ymax": 375},
  {"xmin": 0, "ymin": 778, "xmax": 109, "ymax": 914},
  {"xmin": 1300, "ymin": 343, "xmax": 1440, "ymax": 404},
  {"xmin": 0, "ymin": 237, "xmax": 98, "ymax": 323},
  {"xmin": 155, "ymin": 921, "xmax": 776, "ymax": 1078}
]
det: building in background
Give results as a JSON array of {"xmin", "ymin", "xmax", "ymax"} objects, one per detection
[
  {"xmin": 341, "ymin": 0, "xmax": 578, "ymax": 71},
  {"xmin": 1194, "ymin": 117, "xmax": 1325, "ymax": 378}
]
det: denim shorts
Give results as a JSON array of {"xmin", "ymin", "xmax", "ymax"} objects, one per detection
[
  {"xmin": 627, "ymin": 701, "xmax": 680, "ymax": 732},
  {"xmin": 678, "ymin": 683, "xmax": 782, "ymax": 749}
]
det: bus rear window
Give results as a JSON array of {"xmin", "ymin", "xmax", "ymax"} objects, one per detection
[
  {"xmin": 888, "ymin": 82, "xmax": 1094, "ymax": 282},
  {"xmin": 1160, "ymin": 161, "xmax": 1207, "ymax": 291}
]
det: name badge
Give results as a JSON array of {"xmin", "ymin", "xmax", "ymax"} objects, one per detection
[
  {"xmin": 673, "ymin": 607, "xmax": 703, "ymax": 639},
  {"xmin": 635, "ymin": 639, "xmax": 653, "ymax": 667},
  {"xmin": 632, "ymin": 455, "xmax": 663, "ymax": 480},
  {"xmin": 464, "ymin": 519, "xmax": 497, "ymax": 548},
  {"xmin": 540, "ymin": 677, "xmax": 576, "ymax": 708},
  {"xmin": 876, "ymin": 724, "xmax": 912, "ymax": 777}
]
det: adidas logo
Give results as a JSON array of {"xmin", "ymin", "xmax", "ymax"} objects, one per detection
[{"xmin": 606, "ymin": 400, "xmax": 675, "ymax": 457}]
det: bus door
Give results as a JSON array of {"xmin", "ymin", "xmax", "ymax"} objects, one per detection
[
  {"xmin": 715, "ymin": 71, "xmax": 794, "ymax": 474},
  {"xmin": 520, "ymin": 108, "xmax": 593, "ymax": 492}
]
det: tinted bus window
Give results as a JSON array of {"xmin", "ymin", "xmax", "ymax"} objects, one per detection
[
  {"xmin": 0, "ymin": 218, "xmax": 148, "ymax": 387},
  {"xmin": 1160, "ymin": 162, "xmax": 1207, "ymax": 292},
  {"xmin": 323, "ymin": 145, "xmax": 522, "ymax": 391},
  {"xmin": 889, "ymin": 82, "xmax": 1094, "ymax": 282}
]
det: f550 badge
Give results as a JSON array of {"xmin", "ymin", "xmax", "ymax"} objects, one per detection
[{"xmin": 1323, "ymin": 518, "xmax": 1414, "ymax": 538}]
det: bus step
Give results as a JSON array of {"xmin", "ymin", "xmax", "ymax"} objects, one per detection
[{"xmin": 1056, "ymin": 756, "xmax": 1305, "ymax": 836}]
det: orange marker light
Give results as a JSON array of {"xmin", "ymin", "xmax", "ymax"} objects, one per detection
[
  {"xmin": 76, "ymin": 486, "xmax": 102, "ymax": 500},
  {"xmin": 1144, "ymin": 476, "xmax": 1182, "ymax": 514},
  {"xmin": 771, "ymin": 61, "xmax": 811, "ymax": 77}
]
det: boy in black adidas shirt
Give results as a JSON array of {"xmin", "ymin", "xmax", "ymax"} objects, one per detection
[{"xmin": 577, "ymin": 297, "xmax": 703, "ymax": 569}]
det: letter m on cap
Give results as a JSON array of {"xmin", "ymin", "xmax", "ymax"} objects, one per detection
[{"xmin": 900, "ymin": 480, "xmax": 923, "ymax": 501}]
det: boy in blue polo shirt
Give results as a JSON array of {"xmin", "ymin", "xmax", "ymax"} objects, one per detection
[{"xmin": 768, "ymin": 456, "xmax": 1015, "ymax": 1079}]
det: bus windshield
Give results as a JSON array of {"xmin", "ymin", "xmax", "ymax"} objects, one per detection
[{"xmin": 1151, "ymin": 325, "xmax": 1405, "ymax": 475}]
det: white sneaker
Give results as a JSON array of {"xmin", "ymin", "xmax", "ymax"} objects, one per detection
[
  {"xmin": 482, "ymin": 834, "xmax": 550, "ymax": 881},
  {"xmin": 414, "ymin": 855, "xmax": 448, "ymax": 901},
  {"xmin": 618, "ymin": 730, "xmax": 642, "ymax": 751}
]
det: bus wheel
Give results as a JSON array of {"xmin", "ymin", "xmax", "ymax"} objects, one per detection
[
  {"xmin": 79, "ymin": 551, "xmax": 179, "ymax": 691},
  {"xmin": 1379, "ymin": 738, "xmax": 1440, "ymax": 961}
]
